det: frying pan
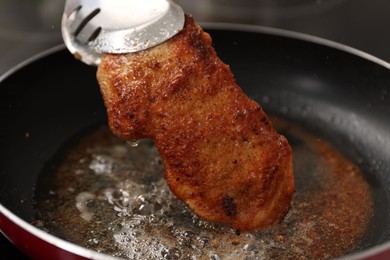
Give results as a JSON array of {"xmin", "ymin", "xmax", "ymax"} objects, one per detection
[{"xmin": 1, "ymin": 24, "xmax": 390, "ymax": 259}]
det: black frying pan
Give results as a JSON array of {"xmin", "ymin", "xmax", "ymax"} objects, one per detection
[{"xmin": 0, "ymin": 25, "xmax": 390, "ymax": 259}]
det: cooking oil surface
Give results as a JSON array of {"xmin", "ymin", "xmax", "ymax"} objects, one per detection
[{"xmin": 33, "ymin": 117, "xmax": 373, "ymax": 259}]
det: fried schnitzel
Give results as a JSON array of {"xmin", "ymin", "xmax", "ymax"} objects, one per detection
[{"xmin": 97, "ymin": 15, "xmax": 294, "ymax": 231}]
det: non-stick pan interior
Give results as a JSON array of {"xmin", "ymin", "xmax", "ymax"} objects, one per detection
[
  {"xmin": 0, "ymin": 28, "xmax": 389, "ymax": 256},
  {"xmin": 0, "ymin": 49, "xmax": 106, "ymax": 220}
]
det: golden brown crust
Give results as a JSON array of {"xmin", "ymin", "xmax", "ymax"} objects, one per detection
[{"xmin": 97, "ymin": 15, "xmax": 294, "ymax": 231}]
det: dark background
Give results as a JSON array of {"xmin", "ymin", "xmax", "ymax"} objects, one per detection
[{"xmin": 1, "ymin": 0, "xmax": 389, "ymax": 258}]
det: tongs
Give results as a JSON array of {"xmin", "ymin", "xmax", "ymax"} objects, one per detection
[{"xmin": 61, "ymin": 0, "xmax": 185, "ymax": 66}]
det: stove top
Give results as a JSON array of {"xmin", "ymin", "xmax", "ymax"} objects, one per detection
[{"xmin": 1, "ymin": 0, "xmax": 389, "ymax": 258}]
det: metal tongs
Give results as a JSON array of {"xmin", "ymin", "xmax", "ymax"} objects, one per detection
[{"xmin": 61, "ymin": 0, "xmax": 185, "ymax": 66}]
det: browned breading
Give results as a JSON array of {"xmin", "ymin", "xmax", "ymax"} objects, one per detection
[{"xmin": 97, "ymin": 15, "xmax": 294, "ymax": 231}]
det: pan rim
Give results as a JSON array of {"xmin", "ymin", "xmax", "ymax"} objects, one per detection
[
  {"xmin": 0, "ymin": 204, "xmax": 119, "ymax": 259},
  {"xmin": 0, "ymin": 44, "xmax": 65, "ymax": 83},
  {"xmin": 0, "ymin": 22, "xmax": 389, "ymax": 86},
  {"xmin": 0, "ymin": 23, "xmax": 389, "ymax": 259},
  {"xmin": 200, "ymin": 21, "xmax": 390, "ymax": 70}
]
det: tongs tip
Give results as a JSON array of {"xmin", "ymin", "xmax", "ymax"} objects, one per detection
[{"xmin": 61, "ymin": 0, "xmax": 184, "ymax": 66}]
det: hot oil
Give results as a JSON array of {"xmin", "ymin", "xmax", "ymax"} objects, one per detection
[{"xmin": 33, "ymin": 117, "xmax": 373, "ymax": 259}]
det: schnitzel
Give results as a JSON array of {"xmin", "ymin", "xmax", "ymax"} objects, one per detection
[{"xmin": 97, "ymin": 15, "xmax": 294, "ymax": 231}]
